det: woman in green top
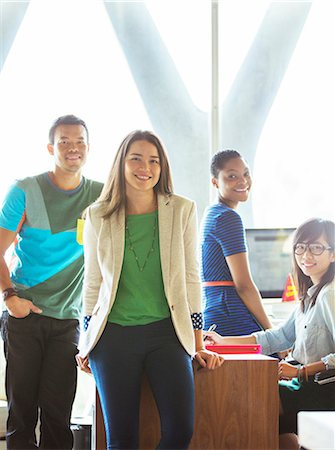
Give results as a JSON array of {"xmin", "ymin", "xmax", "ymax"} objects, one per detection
[{"xmin": 77, "ymin": 130, "xmax": 223, "ymax": 449}]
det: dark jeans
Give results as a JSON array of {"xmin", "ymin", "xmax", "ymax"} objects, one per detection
[
  {"xmin": 89, "ymin": 318, "xmax": 194, "ymax": 450},
  {"xmin": 0, "ymin": 311, "xmax": 79, "ymax": 450}
]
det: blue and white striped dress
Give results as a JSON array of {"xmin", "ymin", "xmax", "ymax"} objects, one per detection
[{"xmin": 200, "ymin": 202, "xmax": 262, "ymax": 336}]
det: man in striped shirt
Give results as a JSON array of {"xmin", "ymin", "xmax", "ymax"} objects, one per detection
[{"xmin": 0, "ymin": 115, "xmax": 103, "ymax": 450}]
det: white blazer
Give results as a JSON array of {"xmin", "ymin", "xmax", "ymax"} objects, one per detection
[{"xmin": 78, "ymin": 193, "xmax": 202, "ymax": 358}]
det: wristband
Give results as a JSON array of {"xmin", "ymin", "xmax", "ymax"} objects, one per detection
[
  {"xmin": 299, "ymin": 365, "xmax": 309, "ymax": 383},
  {"xmin": 304, "ymin": 365, "xmax": 309, "ymax": 382},
  {"xmin": 2, "ymin": 287, "xmax": 18, "ymax": 302},
  {"xmin": 297, "ymin": 366, "xmax": 302, "ymax": 382}
]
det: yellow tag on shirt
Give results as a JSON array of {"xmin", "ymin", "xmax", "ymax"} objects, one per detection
[{"xmin": 76, "ymin": 219, "xmax": 85, "ymax": 245}]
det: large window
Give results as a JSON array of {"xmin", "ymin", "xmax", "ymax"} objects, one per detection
[
  {"xmin": 0, "ymin": 0, "xmax": 334, "ymax": 227},
  {"xmin": 218, "ymin": 0, "xmax": 334, "ymax": 227}
]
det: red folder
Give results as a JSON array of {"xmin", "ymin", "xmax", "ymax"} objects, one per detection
[{"xmin": 205, "ymin": 344, "xmax": 262, "ymax": 354}]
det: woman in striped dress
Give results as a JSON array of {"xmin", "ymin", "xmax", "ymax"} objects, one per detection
[{"xmin": 200, "ymin": 150, "xmax": 272, "ymax": 336}]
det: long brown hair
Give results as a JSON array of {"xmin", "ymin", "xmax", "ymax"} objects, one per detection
[
  {"xmin": 98, "ymin": 130, "xmax": 173, "ymax": 218},
  {"xmin": 292, "ymin": 218, "xmax": 335, "ymax": 309}
]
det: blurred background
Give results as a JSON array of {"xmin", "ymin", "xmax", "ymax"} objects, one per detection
[{"xmin": 0, "ymin": 0, "xmax": 334, "ymax": 228}]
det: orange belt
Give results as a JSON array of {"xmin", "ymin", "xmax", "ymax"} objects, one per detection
[{"xmin": 202, "ymin": 281, "xmax": 235, "ymax": 287}]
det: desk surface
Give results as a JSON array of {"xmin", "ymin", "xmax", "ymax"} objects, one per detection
[
  {"xmin": 298, "ymin": 411, "xmax": 335, "ymax": 450},
  {"xmin": 217, "ymin": 353, "xmax": 274, "ymax": 360}
]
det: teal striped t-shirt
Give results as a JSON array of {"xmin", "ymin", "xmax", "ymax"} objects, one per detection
[{"xmin": 0, "ymin": 173, "xmax": 103, "ymax": 319}]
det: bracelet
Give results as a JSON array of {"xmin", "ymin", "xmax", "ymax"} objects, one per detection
[
  {"xmin": 299, "ymin": 365, "xmax": 309, "ymax": 383},
  {"xmin": 321, "ymin": 357, "xmax": 329, "ymax": 371},
  {"xmin": 304, "ymin": 365, "xmax": 309, "ymax": 382},
  {"xmin": 2, "ymin": 287, "xmax": 18, "ymax": 302},
  {"xmin": 297, "ymin": 366, "xmax": 302, "ymax": 382}
]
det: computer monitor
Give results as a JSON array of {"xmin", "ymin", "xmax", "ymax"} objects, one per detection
[{"xmin": 245, "ymin": 228, "xmax": 296, "ymax": 298}]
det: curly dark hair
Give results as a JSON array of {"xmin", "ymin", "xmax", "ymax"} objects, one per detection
[{"xmin": 210, "ymin": 149, "xmax": 241, "ymax": 178}]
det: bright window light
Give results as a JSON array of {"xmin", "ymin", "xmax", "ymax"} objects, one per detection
[{"xmin": 0, "ymin": 0, "xmax": 334, "ymax": 227}]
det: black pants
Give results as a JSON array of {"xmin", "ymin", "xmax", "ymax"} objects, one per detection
[{"xmin": 0, "ymin": 312, "xmax": 79, "ymax": 450}]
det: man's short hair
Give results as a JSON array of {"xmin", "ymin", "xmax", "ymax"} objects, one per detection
[{"xmin": 48, "ymin": 115, "xmax": 89, "ymax": 144}]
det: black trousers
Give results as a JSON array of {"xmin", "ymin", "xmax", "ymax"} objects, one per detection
[{"xmin": 0, "ymin": 312, "xmax": 79, "ymax": 450}]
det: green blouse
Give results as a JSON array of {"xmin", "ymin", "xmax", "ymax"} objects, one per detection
[{"xmin": 108, "ymin": 210, "xmax": 171, "ymax": 326}]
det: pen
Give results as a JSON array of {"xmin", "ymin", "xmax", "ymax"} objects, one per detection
[{"xmin": 203, "ymin": 323, "xmax": 217, "ymax": 341}]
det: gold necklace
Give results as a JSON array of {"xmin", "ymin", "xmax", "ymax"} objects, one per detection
[{"xmin": 125, "ymin": 215, "xmax": 157, "ymax": 272}]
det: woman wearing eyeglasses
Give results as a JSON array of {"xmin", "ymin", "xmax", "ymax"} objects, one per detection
[{"xmin": 203, "ymin": 217, "xmax": 335, "ymax": 450}]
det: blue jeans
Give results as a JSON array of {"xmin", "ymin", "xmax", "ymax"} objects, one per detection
[{"xmin": 89, "ymin": 318, "xmax": 194, "ymax": 449}]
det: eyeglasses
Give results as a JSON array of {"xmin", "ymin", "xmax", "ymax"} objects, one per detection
[{"xmin": 294, "ymin": 242, "xmax": 333, "ymax": 256}]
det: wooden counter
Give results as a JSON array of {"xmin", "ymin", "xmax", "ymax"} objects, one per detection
[{"xmin": 94, "ymin": 354, "xmax": 279, "ymax": 450}]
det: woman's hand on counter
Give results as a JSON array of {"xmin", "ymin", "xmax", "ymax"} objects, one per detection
[
  {"xmin": 278, "ymin": 361, "xmax": 298, "ymax": 380},
  {"xmin": 202, "ymin": 330, "xmax": 225, "ymax": 345},
  {"xmin": 194, "ymin": 349, "xmax": 224, "ymax": 370}
]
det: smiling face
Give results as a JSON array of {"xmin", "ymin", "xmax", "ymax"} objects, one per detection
[
  {"xmin": 47, "ymin": 124, "xmax": 89, "ymax": 174},
  {"xmin": 294, "ymin": 233, "xmax": 335, "ymax": 284},
  {"xmin": 212, "ymin": 156, "xmax": 252, "ymax": 208},
  {"xmin": 124, "ymin": 140, "xmax": 161, "ymax": 195}
]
